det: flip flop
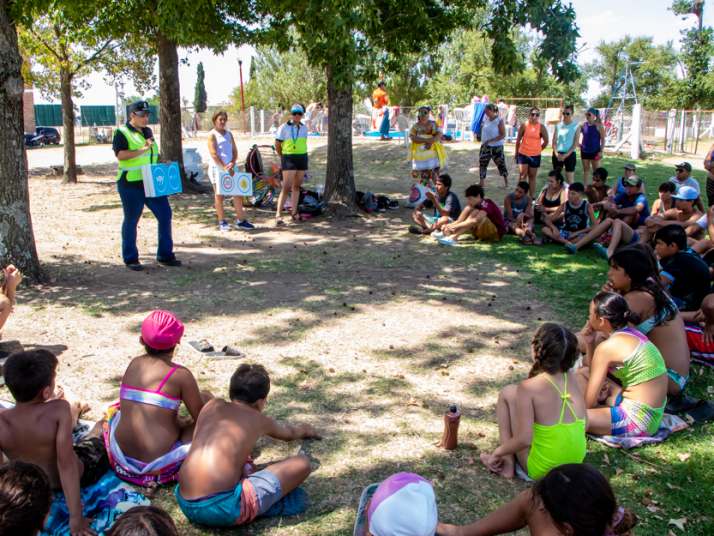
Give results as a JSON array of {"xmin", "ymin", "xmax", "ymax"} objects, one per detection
[
  {"xmin": 221, "ymin": 345, "xmax": 246, "ymax": 358},
  {"xmin": 188, "ymin": 339, "xmax": 214, "ymax": 353}
]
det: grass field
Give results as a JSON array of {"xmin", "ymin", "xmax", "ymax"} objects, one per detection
[{"xmin": 6, "ymin": 140, "xmax": 713, "ymax": 535}]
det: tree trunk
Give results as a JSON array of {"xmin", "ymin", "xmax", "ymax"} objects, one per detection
[
  {"xmin": 157, "ymin": 33, "xmax": 203, "ymax": 192},
  {"xmin": 324, "ymin": 64, "xmax": 357, "ymax": 212},
  {"xmin": 60, "ymin": 67, "xmax": 77, "ymax": 184},
  {"xmin": 0, "ymin": 1, "xmax": 40, "ymax": 277}
]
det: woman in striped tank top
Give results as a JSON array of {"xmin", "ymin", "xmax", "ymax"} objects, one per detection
[{"xmin": 515, "ymin": 107, "xmax": 549, "ymax": 195}]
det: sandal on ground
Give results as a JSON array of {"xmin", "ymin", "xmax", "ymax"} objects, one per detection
[{"xmin": 188, "ymin": 339, "xmax": 215, "ymax": 353}]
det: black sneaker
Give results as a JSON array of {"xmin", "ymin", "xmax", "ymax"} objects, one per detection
[
  {"xmin": 158, "ymin": 258, "xmax": 182, "ymax": 267},
  {"xmin": 126, "ymin": 262, "xmax": 144, "ymax": 271}
]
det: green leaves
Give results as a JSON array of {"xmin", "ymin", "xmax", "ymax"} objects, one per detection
[{"xmin": 194, "ymin": 61, "xmax": 207, "ymax": 112}]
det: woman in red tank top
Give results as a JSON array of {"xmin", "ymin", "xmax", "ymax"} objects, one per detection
[{"xmin": 515, "ymin": 107, "xmax": 549, "ymax": 194}]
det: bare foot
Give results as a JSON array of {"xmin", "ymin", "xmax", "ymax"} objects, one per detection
[
  {"xmin": 70, "ymin": 401, "xmax": 90, "ymax": 426},
  {"xmin": 498, "ymin": 456, "xmax": 515, "ymax": 479}
]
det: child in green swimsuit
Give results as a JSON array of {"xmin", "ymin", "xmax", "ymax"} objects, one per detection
[
  {"xmin": 581, "ymin": 292, "xmax": 668, "ymax": 438},
  {"xmin": 480, "ymin": 323, "xmax": 587, "ymax": 480}
]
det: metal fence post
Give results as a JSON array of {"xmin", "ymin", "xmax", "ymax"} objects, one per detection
[
  {"xmin": 250, "ymin": 106, "xmax": 255, "ymax": 137},
  {"xmin": 260, "ymin": 110, "xmax": 265, "ymax": 134},
  {"xmin": 678, "ymin": 110, "xmax": 686, "ymax": 153},
  {"xmin": 630, "ymin": 104, "xmax": 641, "ymax": 160}
]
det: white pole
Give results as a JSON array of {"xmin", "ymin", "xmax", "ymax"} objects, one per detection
[
  {"xmin": 630, "ymin": 103, "xmax": 641, "ymax": 160},
  {"xmin": 260, "ymin": 110, "xmax": 265, "ymax": 134},
  {"xmin": 678, "ymin": 110, "xmax": 686, "ymax": 152},
  {"xmin": 250, "ymin": 106, "xmax": 255, "ymax": 137}
]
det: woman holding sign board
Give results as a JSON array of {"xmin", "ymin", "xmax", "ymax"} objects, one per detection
[
  {"xmin": 208, "ymin": 111, "xmax": 254, "ymax": 231},
  {"xmin": 275, "ymin": 104, "xmax": 309, "ymax": 225},
  {"xmin": 113, "ymin": 100, "xmax": 180, "ymax": 271}
]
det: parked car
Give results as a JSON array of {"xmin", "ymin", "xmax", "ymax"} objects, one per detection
[{"xmin": 24, "ymin": 126, "xmax": 61, "ymax": 147}]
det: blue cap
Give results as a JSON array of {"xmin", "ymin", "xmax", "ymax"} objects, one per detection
[
  {"xmin": 673, "ymin": 186, "xmax": 699, "ymax": 201},
  {"xmin": 128, "ymin": 100, "xmax": 150, "ymax": 115},
  {"xmin": 290, "ymin": 104, "xmax": 305, "ymax": 114},
  {"xmin": 586, "ymin": 107, "xmax": 600, "ymax": 117}
]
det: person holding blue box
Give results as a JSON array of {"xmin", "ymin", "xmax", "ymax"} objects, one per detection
[{"xmin": 113, "ymin": 100, "xmax": 181, "ymax": 271}]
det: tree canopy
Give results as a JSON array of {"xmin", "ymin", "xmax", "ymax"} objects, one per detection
[{"xmin": 194, "ymin": 61, "xmax": 207, "ymax": 112}]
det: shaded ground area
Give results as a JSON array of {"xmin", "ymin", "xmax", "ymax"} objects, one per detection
[{"xmin": 3, "ymin": 141, "xmax": 712, "ymax": 535}]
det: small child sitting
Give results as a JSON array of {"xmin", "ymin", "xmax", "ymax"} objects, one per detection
[
  {"xmin": 437, "ymin": 185, "xmax": 506, "ymax": 245},
  {"xmin": 105, "ymin": 309, "xmax": 212, "ymax": 486},
  {"xmin": 353, "ymin": 472, "xmax": 438, "ymax": 536},
  {"xmin": 654, "ymin": 224, "xmax": 711, "ymax": 312},
  {"xmin": 503, "ymin": 181, "xmax": 535, "ymax": 244},
  {"xmin": 106, "ymin": 505, "xmax": 178, "ymax": 536},
  {"xmin": 437, "ymin": 463, "xmax": 637, "ymax": 536},
  {"xmin": 0, "ymin": 461, "xmax": 52, "ymax": 536},
  {"xmin": 651, "ymin": 181, "xmax": 676, "ymax": 216},
  {"xmin": 541, "ymin": 182, "xmax": 596, "ymax": 249},
  {"xmin": 0, "ymin": 350, "xmax": 107, "ymax": 535},
  {"xmin": 410, "ymin": 174, "xmax": 462, "ymax": 235},
  {"xmin": 176, "ymin": 363, "xmax": 322, "ymax": 528},
  {"xmin": 479, "ymin": 323, "xmax": 586, "ymax": 480}
]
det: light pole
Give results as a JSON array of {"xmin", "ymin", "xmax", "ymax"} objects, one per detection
[{"xmin": 238, "ymin": 59, "xmax": 246, "ymax": 112}]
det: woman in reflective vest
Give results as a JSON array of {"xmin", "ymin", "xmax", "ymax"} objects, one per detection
[
  {"xmin": 274, "ymin": 103, "xmax": 309, "ymax": 224},
  {"xmin": 112, "ymin": 100, "xmax": 180, "ymax": 271}
]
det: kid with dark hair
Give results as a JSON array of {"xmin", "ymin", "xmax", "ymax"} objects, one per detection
[
  {"xmin": 0, "ymin": 461, "xmax": 52, "ymax": 536},
  {"xmin": 651, "ymin": 181, "xmax": 676, "ymax": 216},
  {"xmin": 438, "ymin": 185, "xmax": 506, "ymax": 245},
  {"xmin": 106, "ymin": 310, "xmax": 212, "ymax": 487},
  {"xmin": 176, "ymin": 364, "xmax": 321, "ymax": 528},
  {"xmin": 654, "ymin": 225, "xmax": 711, "ymax": 311},
  {"xmin": 586, "ymin": 166, "xmax": 609, "ymax": 206},
  {"xmin": 410, "ymin": 173, "xmax": 462, "ymax": 235},
  {"xmin": 605, "ymin": 246, "xmax": 691, "ymax": 396},
  {"xmin": 541, "ymin": 182, "xmax": 597, "ymax": 249},
  {"xmin": 105, "ymin": 505, "xmax": 178, "ymax": 536},
  {"xmin": 0, "ymin": 350, "xmax": 105, "ymax": 535},
  {"xmin": 438, "ymin": 464, "xmax": 635, "ymax": 536},
  {"xmin": 479, "ymin": 323, "xmax": 586, "ymax": 480},
  {"xmin": 580, "ymin": 292, "xmax": 668, "ymax": 438},
  {"xmin": 503, "ymin": 181, "xmax": 536, "ymax": 243}
]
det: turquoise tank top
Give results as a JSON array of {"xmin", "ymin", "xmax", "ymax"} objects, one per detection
[{"xmin": 555, "ymin": 121, "xmax": 579, "ymax": 153}]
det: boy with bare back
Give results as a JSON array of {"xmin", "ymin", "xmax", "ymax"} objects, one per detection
[
  {"xmin": 0, "ymin": 350, "xmax": 108, "ymax": 536},
  {"xmin": 176, "ymin": 364, "xmax": 321, "ymax": 528}
]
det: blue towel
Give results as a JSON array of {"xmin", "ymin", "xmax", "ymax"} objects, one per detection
[
  {"xmin": 471, "ymin": 103, "xmax": 486, "ymax": 135},
  {"xmin": 42, "ymin": 471, "xmax": 149, "ymax": 535}
]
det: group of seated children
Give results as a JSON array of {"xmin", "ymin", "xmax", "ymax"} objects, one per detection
[{"xmin": 0, "ymin": 310, "xmax": 320, "ymax": 534}]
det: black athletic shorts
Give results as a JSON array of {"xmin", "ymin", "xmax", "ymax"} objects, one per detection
[
  {"xmin": 75, "ymin": 437, "xmax": 110, "ymax": 488},
  {"xmin": 281, "ymin": 154, "xmax": 308, "ymax": 171},
  {"xmin": 552, "ymin": 152, "xmax": 576, "ymax": 172}
]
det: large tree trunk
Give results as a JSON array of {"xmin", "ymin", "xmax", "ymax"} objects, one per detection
[
  {"xmin": 324, "ymin": 64, "xmax": 357, "ymax": 212},
  {"xmin": 60, "ymin": 67, "xmax": 77, "ymax": 184},
  {"xmin": 0, "ymin": 1, "xmax": 40, "ymax": 277},
  {"xmin": 157, "ymin": 33, "xmax": 203, "ymax": 192}
]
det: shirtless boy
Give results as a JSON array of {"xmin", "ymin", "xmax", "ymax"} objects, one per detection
[
  {"xmin": 0, "ymin": 350, "xmax": 108, "ymax": 536},
  {"xmin": 176, "ymin": 364, "xmax": 321, "ymax": 528}
]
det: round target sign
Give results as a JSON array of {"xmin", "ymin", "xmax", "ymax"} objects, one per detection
[
  {"xmin": 238, "ymin": 174, "xmax": 251, "ymax": 193},
  {"xmin": 154, "ymin": 167, "xmax": 167, "ymax": 193},
  {"xmin": 221, "ymin": 174, "xmax": 235, "ymax": 193},
  {"xmin": 168, "ymin": 164, "xmax": 180, "ymax": 190}
]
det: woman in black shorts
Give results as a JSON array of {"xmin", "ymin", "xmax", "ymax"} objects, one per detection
[{"xmin": 275, "ymin": 104, "xmax": 309, "ymax": 224}]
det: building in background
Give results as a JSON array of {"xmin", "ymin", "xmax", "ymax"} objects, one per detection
[{"xmin": 23, "ymin": 86, "xmax": 36, "ymax": 134}]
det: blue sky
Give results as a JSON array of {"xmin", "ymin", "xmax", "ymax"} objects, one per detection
[{"xmin": 35, "ymin": 0, "xmax": 713, "ymax": 106}]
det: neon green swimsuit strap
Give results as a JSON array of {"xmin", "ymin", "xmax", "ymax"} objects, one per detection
[{"xmin": 543, "ymin": 374, "xmax": 577, "ymax": 424}]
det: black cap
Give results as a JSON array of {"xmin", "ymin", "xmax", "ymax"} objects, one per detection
[
  {"xmin": 675, "ymin": 161, "xmax": 692, "ymax": 172},
  {"xmin": 128, "ymin": 100, "xmax": 150, "ymax": 115}
]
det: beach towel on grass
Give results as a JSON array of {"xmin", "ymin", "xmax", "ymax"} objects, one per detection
[
  {"xmin": 588, "ymin": 413, "xmax": 688, "ymax": 449},
  {"xmin": 42, "ymin": 471, "xmax": 149, "ymax": 535}
]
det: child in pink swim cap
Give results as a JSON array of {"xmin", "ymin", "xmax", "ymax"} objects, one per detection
[{"xmin": 104, "ymin": 310, "xmax": 212, "ymax": 487}]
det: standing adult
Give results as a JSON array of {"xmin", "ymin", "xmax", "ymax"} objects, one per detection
[
  {"xmin": 552, "ymin": 104, "xmax": 580, "ymax": 184},
  {"xmin": 113, "ymin": 100, "xmax": 180, "ymax": 271},
  {"xmin": 705, "ymin": 143, "xmax": 714, "ymax": 207},
  {"xmin": 515, "ymin": 107, "xmax": 549, "ymax": 194},
  {"xmin": 478, "ymin": 103, "xmax": 508, "ymax": 188},
  {"xmin": 579, "ymin": 108, "xmax": 605, "ymax": 185},
  {"xmin": 275, "ymin": 104, "xmax": 309, "ymax": 224},
  {"xmin": 207, "ymin": 111, "xmax": 254, "ymax": 231},
  {"xmin": 371, "ymin": 81, "xmax": 390, "ymax": 140}
]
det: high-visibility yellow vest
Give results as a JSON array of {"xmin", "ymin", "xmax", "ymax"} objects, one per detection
[
  {"xmin": 279, "ymin": 122, "xmax": 308, "ymax": 155},
  {"xmin": 116, "ymin": 125, "xmax": 158, "ymax": 182}
]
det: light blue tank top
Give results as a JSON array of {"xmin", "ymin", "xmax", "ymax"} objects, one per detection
[{"xmin": 555, "ymin": 121, "xmax": 579, "ymax": 153}]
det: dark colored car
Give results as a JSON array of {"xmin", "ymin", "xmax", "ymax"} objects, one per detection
[{"xmin": 24, "ymin": 126, "xmax": 61, "ymax": 147}]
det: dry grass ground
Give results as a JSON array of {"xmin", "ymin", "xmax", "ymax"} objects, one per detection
[{"xmin": 3, "ymin": 139, "xmax": 712, "ymax": 535}]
